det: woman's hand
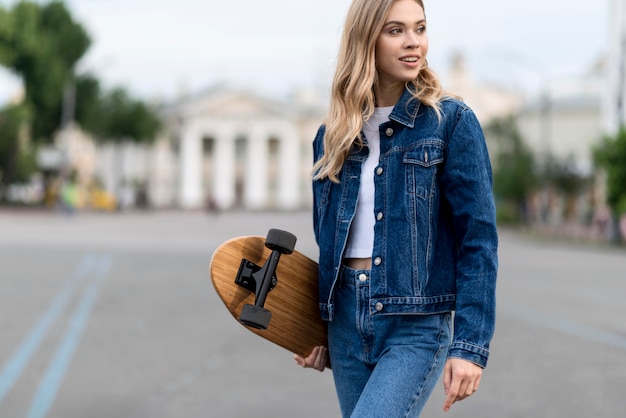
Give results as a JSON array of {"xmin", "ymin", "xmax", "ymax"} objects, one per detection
[
  {"xmin": 443, "ymin": 358, "xmax": 483, "ymax": 412},
  {"xmin": 294, "ymin": 346, "xmax": 328, "ymax": 372}
]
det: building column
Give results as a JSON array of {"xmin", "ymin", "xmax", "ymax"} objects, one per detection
[
  {"xmin": 213, "ymin": 133, "xmax": 236, "ymax": 209},
  {"xmin": 244, "ymin": 131, "xmax": 269, "ymax": 210},
  {"xmin": 604, "ymin": 0, "xmax": 626, "ymax": 133},
  {"xmin": 300, "ymin": 133, "xmax": 314, "ymax": 208},
  {"xmin": 277, "ymin": 127, "xmax": 300, "ymax": 210},
  {"xmin": 178, "ymin": 126, "xmax": 203, "ymax": 208}
]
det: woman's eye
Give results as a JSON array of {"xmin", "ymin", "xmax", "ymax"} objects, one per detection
[
  {"xmin": 417, "ymin": 26, "xmax": 426, "ymax": 33},
  {"xmin": 389, "ymin": 27, "xmax": 402, "ymax": 34}
]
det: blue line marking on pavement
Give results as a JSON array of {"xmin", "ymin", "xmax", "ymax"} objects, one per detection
[
  {"xmin": 27, "ymin": 254, "xmax": 112, "ymax": 418},
  {"xmin": 0, "ymin": 253, "xmax": 96, "ymax": 404},
  {"xmin": 502, "ymin": 303, "xmax": 626, "ymax": 350}
]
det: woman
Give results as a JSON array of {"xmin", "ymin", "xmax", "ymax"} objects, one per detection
[{"xmin": 295, "ymin": 0, "xmax": 498, "ymax": 416}]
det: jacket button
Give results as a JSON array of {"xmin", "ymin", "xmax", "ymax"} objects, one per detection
[
  {"xmin": 375, "ymin": 302, "xmax": 384, "ymax": 312},
  {"xmin": 385, "ymin": 128, "xmax": 394, "ymax": 137},
  {"xmin": 374, "ymin": 257, "xmax": 382, "ymax": 266},
  {"xmin": 376, "ymin": 167, "xmax": 383, "ymax": 176},
  {"xmin": 358, "ymin": 273, "xmax": 368, "ymax": 282},
  {"xmin": 376, "ymin": 212, "xmax": 383, "ymax": 221}
]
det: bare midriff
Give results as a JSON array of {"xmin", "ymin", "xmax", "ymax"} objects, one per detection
[{"xmin": 343, "ymin": 258, "xmax": 372, "ymax": 270}]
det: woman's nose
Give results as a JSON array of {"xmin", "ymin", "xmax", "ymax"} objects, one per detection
[{"xmin": 404, "ymin": 32, "xmax": 420, "ymax": 48}]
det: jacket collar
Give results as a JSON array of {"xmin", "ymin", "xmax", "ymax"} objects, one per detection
[{"xmin": 388, "ymin": 84, "xmax": 421, "ymax": 129}]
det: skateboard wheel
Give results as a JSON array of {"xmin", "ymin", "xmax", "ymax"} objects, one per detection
[
  {"xmin": 240, "ymin": 304, "xmax": 272, "ymax": 330},
  {"xmin": 265, "ymin": 229, "xmax": 297, "ymax": 254}
]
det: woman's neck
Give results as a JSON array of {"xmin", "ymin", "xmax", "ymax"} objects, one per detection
[{"xmin": 374, "ymin": 81, "xmax": 404, "ymax": 107}]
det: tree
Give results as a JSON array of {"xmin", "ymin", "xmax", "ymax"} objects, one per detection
[
  {"xmin": 86, "ymin": 87, "xmax": 162, "ymax": 143},
  {"xmin": 0, "ymin": 7, "xmax": 14, "ymax": 65},
  {"xmin": 0, "ymin": 1, "xmax": 162, "ymax": 192},
  {"xmin": 486, "ymin": 115, "xmax": 537, "ymax": 223},
  {"xmin": 0, "ymin": 103, "xmax": 34, "ymax": 192},
  {"xmin": 543, "ymin": 155, "xmax": 591, "ymax": 222},
  {"xmin": 593, "ymin": 128, "xmax": 626, "ymax": 243},
  {"xmin": 2, "ymin": 0, "xmax": 91, "ymax": 141},
  {"xmin": 73, "ymin": 75, "xmax": 162, "ymax": 142},
  {"xmin": 73, "ymin": 73, "xmax": 103, "ymax": 132}
]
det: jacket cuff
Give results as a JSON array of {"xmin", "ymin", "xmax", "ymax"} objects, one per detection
[{"xmin": 448, "ymin": 341, "xmax": 489, "ymax": 368}]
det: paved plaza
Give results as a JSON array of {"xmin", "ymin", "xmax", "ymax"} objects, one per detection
[{"xmin": 0, "ymin": 209, "xmax": 625, "ymax": 417}]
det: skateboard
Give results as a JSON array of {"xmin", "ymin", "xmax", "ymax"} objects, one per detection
[{"xmin": 210, "ymin": 229, "xmax": 327, "ymax": 358}]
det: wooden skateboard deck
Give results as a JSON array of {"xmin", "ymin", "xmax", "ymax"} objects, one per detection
[{"xmin": 210, "ymin": 231, "xmax": 327, "ymax": 358}]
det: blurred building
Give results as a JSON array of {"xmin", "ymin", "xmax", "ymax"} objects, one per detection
[
  {"xmin": 443, "ymin": 52, "xmax": 605, "ymax": 173},
  {"xmin": 516, "ymin": 60, "xmax": 605, "ymax": 175},
  {"xmin": 50, "ymin": 124, "xmax": 164, "ymax": 211},
  {"xmin": 159, "ymin": 85, "xmax": 326, "ymax": 210},
  {"xmin": 445, "ymin": 52, "xmax": 608, "ymax": 228},
  {"xmin": 443, "ymin": 53, "xmax": 524, "ymax": 124},
  {"xmin": 604, "ymin": 0, "xmax": 626, "ymax": 133}
]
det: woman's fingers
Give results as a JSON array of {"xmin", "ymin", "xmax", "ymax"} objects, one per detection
[{"xmin": 294, "ymin": 346, "xmax": 327, "ymax": 372}]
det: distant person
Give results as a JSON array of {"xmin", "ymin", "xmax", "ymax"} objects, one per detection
[
  {"xmin": 59, "ymin": 173, "xmax": 80, "ymax": 214},
  {"xmin": 294, "ymin": 0, "xmax": 499, "ymax": 416}
]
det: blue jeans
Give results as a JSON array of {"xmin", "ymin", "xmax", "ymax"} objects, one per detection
[{"xmin": 328, "ymin": 266, "xmax": 452, "ymax": 417}]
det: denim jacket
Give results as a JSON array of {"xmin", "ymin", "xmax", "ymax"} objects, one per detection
[{"xmin": 312, "ymin": 88, "xmax": 498, "ymax": 368}]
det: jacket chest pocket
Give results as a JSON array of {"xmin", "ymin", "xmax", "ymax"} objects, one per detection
[{"xmin": 402, "ymin": 142, "xmax": 445, "ymax": 199}]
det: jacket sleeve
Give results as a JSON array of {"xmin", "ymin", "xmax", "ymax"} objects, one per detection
[{"xmin": 439, "ymin": 105, "xmax": 498, "ymax": 368}]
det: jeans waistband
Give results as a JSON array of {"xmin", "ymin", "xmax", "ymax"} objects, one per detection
[{"xmin": 338, "ymin": 265, "xmax": 371, "ymax": 287}]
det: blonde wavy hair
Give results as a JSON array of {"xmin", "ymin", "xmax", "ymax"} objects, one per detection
[{"xmin": 313, "ymin": 0, "xmax": 447, "ymax": 182}]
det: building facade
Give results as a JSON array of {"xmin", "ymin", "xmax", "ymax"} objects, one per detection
[
  {"xmin": 516, "ymin": 64, "xmax": 605, "ymax": 174},
  {"xmin": 604, "ymin": 0, "xmax": 626, "ymax": 133},
  {"xmin": 159, "ymin": 86, "xmax": 326, "ymax": 210}
]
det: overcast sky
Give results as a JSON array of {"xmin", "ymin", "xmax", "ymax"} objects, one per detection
[{"xmin": 0, "ymin": 0, "xmax": 611, "ymax": 104}]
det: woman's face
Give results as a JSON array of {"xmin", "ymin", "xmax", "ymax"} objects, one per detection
[{"xmin": 375, "ymin": 0, "xmax": 429, "ymax": 90}]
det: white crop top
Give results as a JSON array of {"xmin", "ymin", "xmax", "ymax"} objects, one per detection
[{"xmin": 344, "ymin": 106, "xmax": 394, "ymax": 258}]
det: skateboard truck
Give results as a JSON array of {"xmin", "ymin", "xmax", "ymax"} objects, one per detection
[{"xmin": 236, "ymin": 229, "xmax": 297, "ymax": 330}]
